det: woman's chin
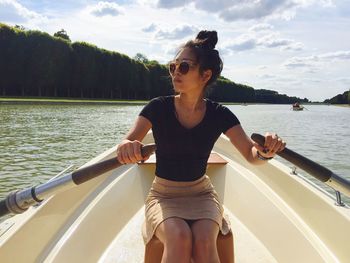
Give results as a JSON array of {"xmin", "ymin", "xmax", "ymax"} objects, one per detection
[{"xmin": 173, "ymin": 83, "xmax": 184, "ymax": 92}]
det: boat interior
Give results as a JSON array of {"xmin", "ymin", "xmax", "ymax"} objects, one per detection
[{"xmin": 0, "ymin": 133, "xmax": 349, "ymax": 263}]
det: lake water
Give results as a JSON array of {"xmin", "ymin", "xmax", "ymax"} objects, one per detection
[{"xmin": 0, "ymin": 102, "xmax": 349, "ymax": 207}]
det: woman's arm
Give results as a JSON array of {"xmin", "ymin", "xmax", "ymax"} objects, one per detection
[
  {"xmin": 224, "ymin": 125, "xmax": 286, "ymax": 165},
  {"xmin": 116, "ymin": 116, "xmax": 152, "ymax": 164}
]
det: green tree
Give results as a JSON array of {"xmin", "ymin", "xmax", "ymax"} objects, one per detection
[
  {"xmin": 54, "ymin": 29, "xmax": 71, "ymax": 42},
  {"xmin": 134, "ymin": 53, "xmax": 149, "ymax": 64},
  {"xmin": 14, "ymin": 25, "xmax": 26, "ymax": 30},
  {"xmin": 0, "ymin": 23, "xmax": 311, "ymax": 103}
]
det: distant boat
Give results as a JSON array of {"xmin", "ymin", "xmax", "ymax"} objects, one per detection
[{"xmin": 292, "ymin": 102, "xmax": 304, "ymax": 111}]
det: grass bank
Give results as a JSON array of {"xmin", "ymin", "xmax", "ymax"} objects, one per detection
[
  {"xmin": 334, "ymin": 104, "xmax": 350, "ymax": 108},
  {"xmin": 0, "ymin": 97, "xmax": 148, "ymax": 105}
]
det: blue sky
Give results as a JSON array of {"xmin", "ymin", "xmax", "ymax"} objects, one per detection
[{"xmin": 1, "ymin": 0, "xmax": 349, "ymax": 101}]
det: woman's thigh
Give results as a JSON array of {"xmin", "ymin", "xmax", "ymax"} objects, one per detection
[
  {"xmin": 155, "ymin": 217, "xmax": 192, "ymax": 244},
  {"xmin": 191, "ymin": 219, "xmax": 220, "ymax": 242}
]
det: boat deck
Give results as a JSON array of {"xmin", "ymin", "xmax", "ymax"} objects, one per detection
[{"xmin": 99, "ymin": 206, "xmax": 278, "ymax": 263}]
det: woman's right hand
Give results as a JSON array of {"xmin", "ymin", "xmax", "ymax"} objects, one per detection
[{"xmin": 116, "ymin": 140, "xmax": 149, "ymax": 164}]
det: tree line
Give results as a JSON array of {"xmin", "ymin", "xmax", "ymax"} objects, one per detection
[
  {"xmin": 324, "ymin": 90, "xmax": 350, "ymax": 104},
  {"xmin": 0, "ymin": 23, "xmax": 308, "ymax": 103}
]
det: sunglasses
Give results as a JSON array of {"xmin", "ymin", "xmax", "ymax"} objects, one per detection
[{"xmin": 168, "ymin": 60, "xmax": 197, "ymax": 75}]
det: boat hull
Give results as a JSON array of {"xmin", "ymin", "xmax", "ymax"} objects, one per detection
[{"xmin": 1, "ymin": 133, "xmax": 349, "ymax": 262}]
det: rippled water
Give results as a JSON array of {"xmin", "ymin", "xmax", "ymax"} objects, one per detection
[{"xmin": 0, "ymin": 102, "xmax": 349, "ymax": 206}]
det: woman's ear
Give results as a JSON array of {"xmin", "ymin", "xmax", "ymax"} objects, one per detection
[{"xmin": 201, "ymin": 69, "xmax": 212, "ymax": 84}]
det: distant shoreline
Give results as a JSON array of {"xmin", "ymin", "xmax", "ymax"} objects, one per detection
[
  {"xmin": 0, "ymin": 97, "xmax": 347, "ymax": 106},
  {"xmin": 334, "ymin": 104, "xmax": 350, "ymax": 108}
]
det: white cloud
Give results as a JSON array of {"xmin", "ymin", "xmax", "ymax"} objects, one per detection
[
  {"xmin": 249, "ymin": 23, "xmax": 274, "ymax": 32},
  {"xmin": 336, "ymin": 77, "xmax": 350, "ymax": 85},
  {"xmin": 0, "ymin": 0, "xmax": 46, "ymax": 23},
  {"xmin": 284, "ymin": 51, "xmax": 350, "ymax": 69},
  {"xmin": 142, "ymin": 23, "xmax": 157, "ymax": 32},
  {"xmin": 156, "ymin": 0, "xmax": 188, "ymax": 8},
  {"xmin": 283, "ymin": 57, "xmax": 315, "ymax": 68},
  {"xmin": 220, "ymin": 0, "xmax": 299, "ymax": 21},
  {"xmin": 88, "ymin": 1, "xmax": 124, "ymax": 17},
  {"xmin": 258, "ymin": 34, "xmax": 303, "ymax": 50},
  {"xmin": 154, "ymin": 0, "xmax": 335, "ymax": 21},
  {"xmin": 319, "ymin": 50, "xmax": 350, "ymax": 60},
  {"xmin": 257, "ymin": 74, "xmax": 276, "ymax": 79},
  {"xmin": 154, "ymin": 24, "xmax": 199, "ymax": 40},
  {"xmin": 224, "ymin": 35, "xmax": 257, "ymax": 51},
  {"xmin": 224, "ymin": 31, "xmax": 303, "ymax": 53}
]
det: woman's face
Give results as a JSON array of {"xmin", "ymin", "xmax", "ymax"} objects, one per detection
[{"xmin": 170, "ymin": 48, "xmax": 210, "ymax": 94}]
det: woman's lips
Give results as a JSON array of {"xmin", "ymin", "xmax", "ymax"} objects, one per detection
[{"xmin": 174, "ymin": 78, "xmax": 182, "ymax": 83}]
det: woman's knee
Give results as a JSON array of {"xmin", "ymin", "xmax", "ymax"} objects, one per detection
[
  {"xmin": 156, "ymin": 218, "xmax": 192, "ymax": 248},
  {"xmin": 193, "ymin": 232, "xmax": 217, "ymax": 251},
  {"xmin": 168, "ymin": 225, "xmax": 192, "ymax": 245},
  {"xmin": 191, "ymin": 220, "xmax": 219, "ymax": 255}
]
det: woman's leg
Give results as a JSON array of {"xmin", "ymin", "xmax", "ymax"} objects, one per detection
[
  {"xmin": 191, "ymin": 219, "xmax": 220, "ymax": 263},
  {"xmin": 155, "ymin": 217, "xmax": 192, "ymax": 263}
]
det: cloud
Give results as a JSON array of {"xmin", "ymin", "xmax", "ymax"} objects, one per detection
[
  {"xmin": 283, "ymin": 57, "xmax": 315, "ymax": 69},
  {"xmin": 257, "ymin": 74, "xmax": 276, "ymax": 79},
  {"xmin": 249, "ymin": 23, "xmax": 274, "ymax": 32},
  {"xmin": 142, "ymin": 23, "xmax": 157, "ymax": 32},
  {"xmin": 319, "ymin": 50, "xmax": 350, "ymax": 60},
  {"xmin": 220, "ymin": 0, "xmax": 299, "ymax": 21},
  {"xmin": 284, "ymin": 51, "xmax": 350, "ymax": 69},
  {"xmin": 224, "ymin": 31, "xmax": 303, "ymax": 53},
  {"xmin": 0, "ymin": 0, "xmax": 46, "ymax": 23},
  {"xmin": 224, "ymin": 35, "xmax": 257, "ymax": 51},
  {"xmin": 154, "ymin": 0, "xmax": 335, "ymax": 21},
  {"xmin": 156, "ymin": 0, "xmax": 188, "ymax": 8},
  {"xmin": 88, "ymin": 1, "xmax": 124, "ymax": 17},
  {"xmin": 258, "ymin": 34, "xmax": 303, "ymax": 50},
  {"xmin": 154, "ymin": 24, "xmax": 198, "ymax": 40},
  {"xmin": 336, "ymin": 78, "xmax": 350, "ymax": 86}
]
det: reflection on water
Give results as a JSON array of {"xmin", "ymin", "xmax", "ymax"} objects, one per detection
[{"xmin": 0, "ymin": 103, "xmax": 349, "ymax": 205}]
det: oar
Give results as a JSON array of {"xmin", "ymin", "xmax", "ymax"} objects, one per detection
[
  {"xmin": 0, "ymin": 143, "xmax": 156, "ymax": 218},
  {"xmin": 251, "ymin": 133, "xmax": 350, "ymax": 197}
]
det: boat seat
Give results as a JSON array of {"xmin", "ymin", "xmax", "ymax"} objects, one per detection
[
  {"xmin": 144, "ymin": 231, "xmax": 234, "ymax": 263},
  {"xmin": 141, "ymin": 153, "xmax": 232, "ymax": 262},
  {"xmin": 138, "ymin": 152, "xmax": 228, "ymax": 166}
]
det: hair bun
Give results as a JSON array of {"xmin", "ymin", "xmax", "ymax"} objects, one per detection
[{"xmin": 195, "ymin": 30, "xmax": 218, "ymax": 50}]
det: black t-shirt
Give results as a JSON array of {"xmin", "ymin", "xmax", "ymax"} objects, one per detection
[{"xmin": 139, "ymin": 95, "xmax": 240, "ymax": 182}]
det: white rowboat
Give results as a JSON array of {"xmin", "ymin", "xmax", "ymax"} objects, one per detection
[{"xmin": 0, "ymin": 132, "xmax": 349, "ymax": 262}]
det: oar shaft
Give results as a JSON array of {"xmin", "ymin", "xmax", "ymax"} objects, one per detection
[
  {"xmin": 251, "ymin": 133, "xmax": 350, "ymax": 197},
  {"xmin": 0, "ymin": 143, "xmax": 156, "ymax": 218}
]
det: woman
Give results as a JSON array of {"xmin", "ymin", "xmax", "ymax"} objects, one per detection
[{"xmin": 116, "ymin": 30, "xmax": 286, "ymax": 263}]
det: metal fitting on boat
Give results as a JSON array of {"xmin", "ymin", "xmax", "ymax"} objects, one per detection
[{"xmin": 5, "ymin": 190, "xmax": 31, "ymax": 214}]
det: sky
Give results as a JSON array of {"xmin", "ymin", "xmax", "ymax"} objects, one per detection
[{"xmin": 1, "ymin": 0, "xmax": 349, "ymax": 102}]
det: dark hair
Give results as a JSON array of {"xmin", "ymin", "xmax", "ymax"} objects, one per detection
[{"xmin": 180, "ymin": 30, "xmax": 223, "ymax": 89}]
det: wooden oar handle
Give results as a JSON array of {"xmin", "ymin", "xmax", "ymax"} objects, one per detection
[
  {"xmin": 0, "ymin": 199, "xmax": 8, "ymax": 217},
  {"xmin": 251, "ymin": 133, "xmax": 332, "ymax": 182},
  {"xmin": 72, "ymin": 143, "xmax": 157, "ymax": 185},
  {"xmin": 0, "ymin": 144, "xmax": 157, "ymax": 218}
]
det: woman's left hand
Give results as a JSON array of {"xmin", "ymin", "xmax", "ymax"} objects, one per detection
[{"xmin": 253, "ymin": 132, "xmax": 286, "ymax": 159}]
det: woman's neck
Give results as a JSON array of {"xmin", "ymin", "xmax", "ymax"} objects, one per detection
[{"xmin": 176, "ymin": 92, "xmax": 206, "ymax": 112}]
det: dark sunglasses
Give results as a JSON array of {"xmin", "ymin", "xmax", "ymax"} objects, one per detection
[{"xmin": 168, "ymin": 60, "xmax": 197, "ymax": 75}]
